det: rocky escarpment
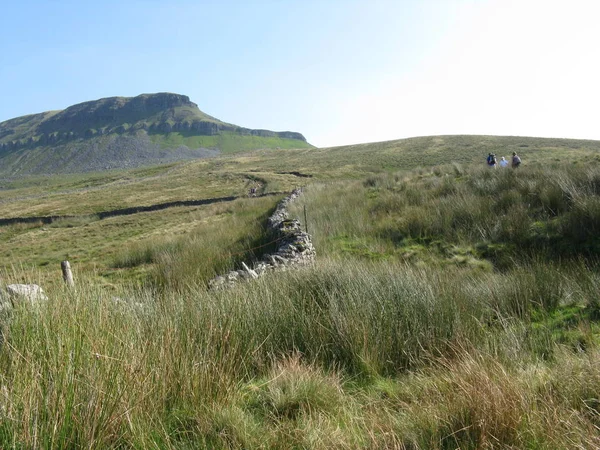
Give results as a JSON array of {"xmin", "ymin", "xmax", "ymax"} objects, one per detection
[
  {"xmin": 0, "ymin": 93, "xmax": 308, "ymax": 153},
  {"xmin": 37, "ymin": 93, "xmax": 199, "ymax": 135},
  {"xmin": 0, "ymin": 93, "xmax": 311, "ymax": 175},
  {"xmin": 209, "ymin": 189, "xmax": 315, "ymax": 289}
]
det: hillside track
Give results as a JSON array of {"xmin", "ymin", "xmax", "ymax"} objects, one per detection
[{"xmin": 0, "ymin": 191, "xmax": 288, "ymax": 227}]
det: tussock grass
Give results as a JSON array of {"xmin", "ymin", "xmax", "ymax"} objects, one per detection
[
  {"xmin": 47, "ymin": 215, "xmax": 99, "ymax": 228},
  {"xmin": 112, "ymin": 195, "xmax": 282, "ymax": 289},
  {"xmin": 2, "ymin": 158, "xmax": 600, "ymax": 446},
  {"xmin": 0, "ymin": 256, "xmax": 599, "ymax": 447},
  {"xmin": 291, "ymin": 163, "xmax": 600, "ymax": 267}
]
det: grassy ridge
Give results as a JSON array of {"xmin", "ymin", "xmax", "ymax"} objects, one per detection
[
  {"xmin": 0, "ymin": 93, "xmax": 311, "ymax": 176},
  {"xmin": 0, "ymin": 95, "xmax": 222, "ymax": 144},
  {"xmin": 2, "ymin": 135, "xmax": 599, "ymax": 218},
  {"xmin": 0, "ymin": 132, "xmax": 311, "ymax": 176}
]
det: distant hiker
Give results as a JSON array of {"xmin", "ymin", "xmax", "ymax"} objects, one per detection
[
  {"xmin": 487, "ymin": 153, "xmax": 497, "ymax": 168},
  {"xmin": 511, "ymin": 151, "xmax": 521, "ymax": 168},
  {"xmin": 499, "ymin": 156, "xmax": 509, "ymax": 168},
  {"xmin": 250, "ymin": 187, "xmax": 257, "ymax": 197}
]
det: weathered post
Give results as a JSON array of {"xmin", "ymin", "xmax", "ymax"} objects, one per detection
[
  {"xmin": 61, "ymin": 261, "xmax": 74, "ymax": 287},
  {"xmin": 303, "ymin": 205, "xmax": 308, "ymax": 234}
]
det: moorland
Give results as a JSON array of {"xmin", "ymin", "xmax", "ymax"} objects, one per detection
[{"xmin": 1, "ymin": 134, "xmax": 600, "ymax": 448}]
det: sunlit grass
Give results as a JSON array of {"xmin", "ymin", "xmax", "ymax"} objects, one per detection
[
  {"xmin": 0, "ymin": 255, "xmax": 599, "ymax": 447},
  {"xmin": 289, "ymin": 162, "xmax": 600, "ymax": 268},
  {"xmin": 1, "ymin": 138, "xmax": 600, "ymax": 446}
]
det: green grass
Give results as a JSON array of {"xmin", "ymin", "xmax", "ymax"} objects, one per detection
[
  {"xmin": 288, "ymin": 162, "xmax": 600, "ymax": 268},
  {"xmin": 1, "ymin": 136, "xmax": 600, "ymax": 446},
  {"xmin": 1, "ymin": 256, "xmax": 600, "ymax": 447},
  {"xmin": 151, "ymin": 130, "xmax": 313, "ymax": 153},
  {"xmin": 1, "ymin": 195, "xmax": 282, "ymax": 290}
]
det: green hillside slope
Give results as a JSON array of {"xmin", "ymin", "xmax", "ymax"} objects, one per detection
[{"xmin": 2, "ymin": 134, "xmax": 600, "ymax": 447}]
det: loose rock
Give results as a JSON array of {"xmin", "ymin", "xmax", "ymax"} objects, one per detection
[{"xmin": 6, "ymin": 284, "xmax": 48, "ymax": 303}]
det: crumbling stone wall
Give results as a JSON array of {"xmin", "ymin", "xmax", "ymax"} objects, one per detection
[{"xmin": 209, "ymin": 189, "xmax": 315, "ymax": 289}]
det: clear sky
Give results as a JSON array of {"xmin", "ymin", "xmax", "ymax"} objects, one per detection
[{"xmin": 1, "ymin": 0, "xmax": 599, "ymax": 148}]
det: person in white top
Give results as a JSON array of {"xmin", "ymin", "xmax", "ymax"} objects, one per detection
[{"xmin": 499, "ymin": 156, "xmax": 509, "ymax": 168}]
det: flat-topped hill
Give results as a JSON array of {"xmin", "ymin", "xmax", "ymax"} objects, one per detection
[{"xmin": 0, "ymin": 93, "xmax": 310, "ymax": 175}]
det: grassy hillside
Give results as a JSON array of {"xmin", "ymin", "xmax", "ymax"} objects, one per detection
[
  {"xmin": 290, "ymin": 164, "xmax": 600, "ymax": 265},
  {"xmin": 3, "ymin": 134, "xmax": 599, "ymax": 214},
  {"xmin": 1, "ymin": 135, "xmax": 600, "ymax": 447},
  {"xmin": 151, "ymin": 130, "xmax": 314, "ymax": 153},
  {"xmin": 0, "ymin": 93, "xmax": 311, "ymax": 175}
]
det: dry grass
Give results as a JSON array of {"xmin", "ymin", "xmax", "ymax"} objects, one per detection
[
  {"xmin": 1, "ymin": 261, "xmax": 599, "ymax": 447},
  {"xmin": 1, "ymin": 137, "xmax": 600, "ymax": 447}
]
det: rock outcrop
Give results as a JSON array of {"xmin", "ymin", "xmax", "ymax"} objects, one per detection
[
  {"xmin": 0, "ymin": 93, "xmax": 309, "ymax": 148},
  {"xmin": 0, "ymin": 284, "xmax": 48, "ymax": 309},
  {"xmin": 0, "ymin": 92, "xmax": 311, "ymax": 175},
  {"xmin": 209, "ymin": 189, "xmax": 315, "ymax": 289}
]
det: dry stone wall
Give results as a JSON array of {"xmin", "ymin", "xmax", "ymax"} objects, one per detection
[
  {"xmin": 209, "ymin": 189, "xmax": 315, "ymax": 289},
  {"xmin": 0, "ymin": 190, "xmax": 314, "ymax": 299}
]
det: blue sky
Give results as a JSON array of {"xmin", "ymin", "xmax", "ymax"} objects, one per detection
[{"xmin": 1, "ymin": 0, "xmax": 599, "ymax": 147}]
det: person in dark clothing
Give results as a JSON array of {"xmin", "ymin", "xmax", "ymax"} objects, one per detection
[{"xmin": 511, "ymin": 151, "xmax": 521, "ymax": 168}]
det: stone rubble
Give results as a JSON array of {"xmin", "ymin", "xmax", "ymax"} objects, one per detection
[{"xmin": 209, "ymin": 188, "xmax": 315, "ymax": 289}]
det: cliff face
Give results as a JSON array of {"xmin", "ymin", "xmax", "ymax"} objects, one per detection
[
  {"xmin": 37, "ymin": 93, "xmax": 199, "ymax": 134},
  {"xmin": 0, "ymin": 93, "xmax": 310, "ymax": 174}
]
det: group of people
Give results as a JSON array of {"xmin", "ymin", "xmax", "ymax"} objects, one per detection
[{"xmin": 487, "ymin": 152, "xmax": 521, "ymax": 169}]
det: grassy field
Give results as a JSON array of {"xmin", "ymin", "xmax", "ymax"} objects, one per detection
[{"xmin": 1, "ymin": 135, "xmax": 600, "ymax": 447}]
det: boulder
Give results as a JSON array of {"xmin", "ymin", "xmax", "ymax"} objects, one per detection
[
  {"xmin": 0, "ymin": 288, "xmax": 10, "ymax": 312},
  {"xmin": 6, "ymin": 284, "xmax": 48, "ymax": 303}
]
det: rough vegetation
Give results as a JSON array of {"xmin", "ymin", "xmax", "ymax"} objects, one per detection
[{"xmin": 0, "ymin": 135, "xmax": 600, "ymax": 447}]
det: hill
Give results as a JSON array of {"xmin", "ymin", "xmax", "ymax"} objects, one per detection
[
  {"xmin": 2, "ymin": 133, "xmax": 600, "ymax": 269},
  {"xmin": 1, "ymin": 134, "xmax": 600, "ymax": 447},
  {"xmin": 0, "ymin": 93, "xmax": 311, "ymax": 175}
]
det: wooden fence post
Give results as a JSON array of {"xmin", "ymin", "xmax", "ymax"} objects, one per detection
[
  {"xmin": 303, "ymin": 205, "xmax": 308, "ymax": 234},
  {"xmin": 61, "ymin": 261, "xmax": 74, "ymax": 287}
]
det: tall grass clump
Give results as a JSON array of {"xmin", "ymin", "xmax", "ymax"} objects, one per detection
[
  {"xmin": 111, "ymin": 195, "xmax": 282, "ymax": 290},
  {"xmin": 291, "ymin": 163, "xmax": 600, "ymax": 266},
  {"xmin": 207, "ymin": 259, "xmax": 482, "ymax": 376},
  {"xmin": 3, "ymin": 158, "xmax": 600, "ymax": 446},
  {"xmin": 0, "ymin": 274, "xmax": 255, "ymax": 448},
  {"xmin": 1, "ymin": 253, "xmax": 600, "ymax": 447},
  {"xmin": 47, "ymin": 215, "xmax": 99, "ymax": 228},
  {"xmin": 366, "ymin": 347, "xmax": 600, "ymax": 449}
]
